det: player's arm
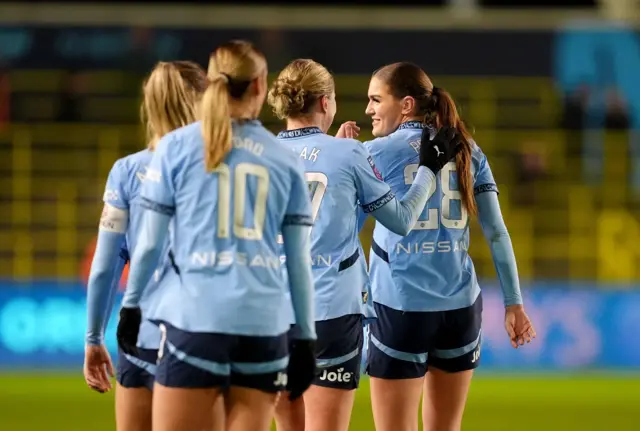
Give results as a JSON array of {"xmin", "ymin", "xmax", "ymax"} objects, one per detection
[
  {"xmin": 122, "ymin": 211, "xmax": 171, "ymax": 308},
  {"xmin": 122, "ymin": 137, "xmax": 175, "ymax": 309},
  {"xmin": 353, "ymin": 142, "xmax": 434, "ymax": 236},
  {"xmin": 283, "ymin": 162, "xmax": 317, "ymax": 341},
  {"xmin": 474, "ymin": 160, "xmax": 523, "ymax": 307},
  {"xmin": 86, "ymin": 161, "xmax": 129, "ymax": 346}
]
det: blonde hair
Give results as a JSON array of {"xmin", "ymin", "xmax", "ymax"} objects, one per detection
[
  {"xmin": 141, "ymin": 61, "xmax": 207, "ymax": 149},
  {"xmin": 267, "ymin": 59, "xmax": 334, "ymax": 120},
  {"xmin": 201, "ymin": 40, "xmax": 267, "ymax": 172}
]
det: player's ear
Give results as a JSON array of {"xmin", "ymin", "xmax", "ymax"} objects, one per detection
[
  {"xmin": 251, "ymin": 75, "xmax": 265, "ymax": 96},
  {"xmin": 319, "ymin": 95, "xmax": 329, "ymax": 113},
  {"xmin": 401, "ymin": 96, "xmax": 415, "ymax": 116}
]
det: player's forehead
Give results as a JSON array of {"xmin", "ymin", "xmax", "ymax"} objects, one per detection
[{"xmin": 367, "ymin": 77, "xmax": 388, "ymax": 98}]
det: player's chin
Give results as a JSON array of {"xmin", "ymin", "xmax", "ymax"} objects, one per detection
[{"xmin": 371, "ymin": 121, "xmax": 383, "ymax": 137}]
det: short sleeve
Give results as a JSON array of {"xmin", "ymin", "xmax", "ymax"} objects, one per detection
[
  {"xmin": 103, "ymin": 159, "xmax": 129, "ymax": 210},
  {"xmin": 352, "ymin": 143, "xmax": 394, "ymax": 214},
  {"xmin": 140, "ymin": 135, "xmax": 176, "ymax": 216},
  {"xmin": 283, "ymin": 160, "xmax": 313, "ymax": 227},
  {"xmin": 473, "ymin": 151, "xmax": 499, "ymax": 196}
]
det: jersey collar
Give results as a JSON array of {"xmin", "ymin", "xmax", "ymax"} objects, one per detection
[
  {"xmin": 277, "ymin": 127, "xmax": 323, "ymax": 139},
  {"xmin": 232, "ymin": 119, "xmax": 261, "ymax": 126},
  {"xmin": 397, "ymin": 121, "xmax": 425, "ymax": 130}
]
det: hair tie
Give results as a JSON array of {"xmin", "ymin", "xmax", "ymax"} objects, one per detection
[
  {"xmin": 219, "ymin": 73, "xmax": 230, "ymax": 84},
  {"xmin": 427, "ymin": 86, "xmax": 441, "ymax": 111}
]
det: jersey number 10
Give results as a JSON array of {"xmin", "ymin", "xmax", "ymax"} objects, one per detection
[
  {"xmin": 404, "ymin": 162, "xmax": 468, "ymax": 230},
  {"xmin": 215, "ymin": 163, "xmax": 269, "ymax": 240}
]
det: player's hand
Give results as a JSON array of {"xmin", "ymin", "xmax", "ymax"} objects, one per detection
[
  {"xmin": 286, "ymin": 339, "xmax": 317, "ymax": 401},
  {"xmin": 116, "ymin": 306, "xmax": 142, "ymax": 357},
  {"xmin": 419, "ymin": 126, "xmax": 461, "ymax": 174},
  {"xmin": 335, "ymin": 121, "xmax": 360, "ymax": 139},
  {"xmin": 83, "ymin": 344, "xmax": 115, "ymax": 393},
  {"xmin": 504, "ymin": 304, "xmax": 536, "ymax": 348}
]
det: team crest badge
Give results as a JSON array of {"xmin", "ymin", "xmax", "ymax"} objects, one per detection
[{"xmin": 367, "ymin": 156, "xmax": 383, "ymax": 181}]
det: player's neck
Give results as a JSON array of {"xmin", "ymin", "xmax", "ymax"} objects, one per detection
[
  {"xmin": 286, "ymin": 115, "xmax": 325, "ymax": 133},
  {"xmin": 400, "ymin": 115, "xmax": 424, "ymax": 125},
  {"xmin": 229, "ymin": 100, "xmax": 259, "ymax": 121}
]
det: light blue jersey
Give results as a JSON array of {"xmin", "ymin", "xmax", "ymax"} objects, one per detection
[
  {"xmin": 277, "ymin": 127, "xmax": 435, "ymax": 322},
  {"xmin": 86, "ymin": 149, "xmax": 170, "ymax": 349},
  {"xmin": 366, "ymin": 121, "xmax": 502, "ymax": 312},
  {"xmin": 131, "ymin": 120, "xmax": 314, "ymax": 337}
]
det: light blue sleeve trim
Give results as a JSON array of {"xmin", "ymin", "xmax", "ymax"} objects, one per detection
[
  {"xmin": 281, "ymin": 224, "xmax": 316, "ymax": 340},
  {"xmin": 476, "ymin": 191, "xmax": 523, "ymax": 307},
  {"xmin": 86, "ymin": 230, "xmax": 125, "ymax": 345},
  {"xmin": 122, "ymin": 210, "xmax": 170, "ymax": 308},
  {"xmin": 370, "ymin": 166, "xmax": 435, "ymax": 236}
]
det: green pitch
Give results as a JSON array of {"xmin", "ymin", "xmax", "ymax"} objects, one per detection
[{"xmin": 0, "ymin": 373, "xmax": 637, "ymax": 430}]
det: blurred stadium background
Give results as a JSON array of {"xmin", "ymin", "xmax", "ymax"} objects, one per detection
[{"xmin": 1, "ymin": 0, "xmax": 640, "ymax": 430}]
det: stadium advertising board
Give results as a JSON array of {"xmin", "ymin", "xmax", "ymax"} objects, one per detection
[{"xmin": 0, "ymin": 282, "xmax": 638, "ymax": 370}]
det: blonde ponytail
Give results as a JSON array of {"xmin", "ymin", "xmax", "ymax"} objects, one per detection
[
  {"xmin": 201, "ymin": 75, "xmax": 232, "ymax": 172},
  {"xmin": 201, "ymin": 40, "xmax": 267, "ymax": 171},
  {"xmin": 141, "ymin": 61, "xmax": 206, "ymax": 150}
]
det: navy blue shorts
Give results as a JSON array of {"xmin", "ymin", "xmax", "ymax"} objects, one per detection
[
  {"xmin": 291, "ymin": 314, "xmax": 363, "ymax": 390},
  {"xmin": 155, "ymin": 322, "xmax": 289, "ymax": 393},
  {"xmin": 116, "ymin": 348, "xmax": 158, "ymax": 391},
  {"xmin": 367, "ymin": 295, "xmax": 482, "ymax": 379}
]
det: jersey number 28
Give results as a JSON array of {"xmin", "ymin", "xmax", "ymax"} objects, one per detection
[{"xmin": 404, "ymin": 162, "xmax": 468, "ymax": 230}]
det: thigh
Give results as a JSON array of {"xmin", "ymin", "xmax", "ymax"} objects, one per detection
[
  {"xmin": 154, "ymin": 321, "xmax": 232, "ymax": 389},
  {"xmin": 152, "ymin": 383, "xmax": 221, "ymax": 431},
  {"xmin": 225, "ymin": 386, "xmax": 279, "ymax": 431},
  {"xmin": 422, "ymin": 368, "xmax": 474, "ymax": 431},
  {"xmin": 117, "ymin": 348, "xmax": 158, "ymax": 391},
  {"xmin": 274, "ymin": 393, "xmax": 305, "ymax": 431},
  {"xmin": 229, "ymin": 331, "xmax": 289, "ymax": 393},
  {"xmin": 115, "ymin": 383, "xmax": 153, "ymax": 431},
  {"xmin": 367, "ymin": 302, "xmax": 440, "ymax": 379},
  {"xmin": 370, "ymin": 377, "xmax": 423, "ymax": 431},
  {"xmin": 304, "ymin": 385, "xmax": 356, "ymax": 431},
  {"xmin": 314, "ymin": 314, "xmax": 363, "ymax": 390},
  {"xmin": 429, "ymin": 295, "xmax": 483, "ymax": 373}
]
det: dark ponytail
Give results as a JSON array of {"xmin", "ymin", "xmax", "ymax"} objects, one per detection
[
  {"xmin": 373, "ymin": 62, "xmax": 477, "ymax": 216},
  {"xmin": 430, "ymin": 87, "xmax": 476, "ymax": 216}
]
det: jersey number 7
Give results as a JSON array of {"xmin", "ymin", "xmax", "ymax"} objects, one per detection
[{"xmin": 277, "ymin": 171, "xmax": 327, "ymax": 245}]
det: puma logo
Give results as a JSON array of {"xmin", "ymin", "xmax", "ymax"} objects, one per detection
[{"xmin": 434, "ymin": 145, "xmax": 444, "ymax": 157}]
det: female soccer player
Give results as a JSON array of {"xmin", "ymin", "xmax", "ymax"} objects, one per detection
[
  {"xmin": 363, "ymin": 62, "xmax": 537, "ymax": 431},
  {"xmin": 267, "ymin": 59, "xmax": 463, "ymax": 431},
  {"xmin": 115, "ymin": 40, "xmax": 318, "ymax": 431},
  {"xmin": 84, "ymin": 60, "xmax": 225, "ymax": 431}
]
